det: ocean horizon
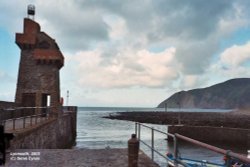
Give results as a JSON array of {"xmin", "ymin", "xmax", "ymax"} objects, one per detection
[{"xmin": 77, "ymin": 106, "xmax": 234, "ymax": 112}]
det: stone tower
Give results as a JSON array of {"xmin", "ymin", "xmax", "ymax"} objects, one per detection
[{"xmin": 15, "ymin": 6, "xmax": 64, "ymax": 115}]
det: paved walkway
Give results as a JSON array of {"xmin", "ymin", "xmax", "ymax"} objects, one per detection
[{"xmin": 3, "ymin": 148, "xmax": 160, "ymax": 167}]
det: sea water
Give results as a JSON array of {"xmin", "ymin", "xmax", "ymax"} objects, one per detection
[{"xmin": 74, "ymin": 107, "xmax": 245, "ymax": 167}]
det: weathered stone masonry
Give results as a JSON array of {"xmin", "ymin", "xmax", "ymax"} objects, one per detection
[
  {"xmin": 0, "ymin": 101, "xmax": 16, "ymax": 110},
  {"xmin": 9, "ymin": 110, "xmax": 77, "ymax": 149},
  {"xmin": 15, "ymin": 18, "xmax": 64, "ymax": 115}
]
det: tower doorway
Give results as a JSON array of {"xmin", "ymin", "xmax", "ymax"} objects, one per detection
[{"xmin": 41, "ymin": 94, "xmax": 50, "ymax": 116}]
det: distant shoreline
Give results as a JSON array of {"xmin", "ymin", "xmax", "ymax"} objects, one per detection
[{"xmin": 104, "ymin": 110, "xmax": 250, "ymax": 129}]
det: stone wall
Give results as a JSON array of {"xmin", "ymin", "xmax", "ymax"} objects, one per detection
[
  {"xmin": 9, "ymin": 110, "xmax": 77, "ymax": 149},
  {"xmin": 0, "ymin": 101, "xmax": 16, "ymax": 109},
  {"xmin": 0, "ymin": 101, "xmax": 17, "ymax": 121},
  {"xmin": 168, "ymin": 125, "xmax": 250, "ymax": 147},
  {"xmin": 63, "ymin": 106, "xmax": 77, "ymax": 142}
]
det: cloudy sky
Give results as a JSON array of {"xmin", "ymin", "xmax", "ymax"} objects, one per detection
[{"xmin": 1, "ymin": 0, "xmax": 250, "ymax": 107}]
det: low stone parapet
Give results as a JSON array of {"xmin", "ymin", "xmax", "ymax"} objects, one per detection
[{"xmin": 9, "ymin": 111, "xmax": 77, "ymax": 149}]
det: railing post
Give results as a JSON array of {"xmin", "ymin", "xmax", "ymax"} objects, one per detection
[
  {"xmin": 30, "ymin": 116, "xmax": 32, "ymax": 126},
  {"xmin": 23, "ymin": 117, "xmax": 26, "ymax": 128},
  {"xmin": 225, "ymin": 150, "xmax": 232, "ymax": 167},
  {"xmin": 13, "ymin": 118, "xmax": 16, "ymax": 130},
  {"xmin": 3, "ymin": 120, "xmax": 5, "ymax": 128},
  {"xmin": 135, "ymin": 122, "xmax": 137, "ymax": 137},
  {"xmin": 151, "ymin": 128, "xmax": 154, "ymax": 161},
  {"xmin": 174, "ymin": 135, "xmax": 178, "ymax": 163},
  {"xmin": 11, "ymin": 109, "xmax": 14, "ymax": 119},
  {"xmin": 0, "ymin": 109, "xmax": 4, "ymax": 121},
  {"xmin": 138, "ymin": 123, "xmax": 141, "ymax": 141},
  {"xmin": 35, "ymin": 115, "xmax": 38, "ymax": 124}
]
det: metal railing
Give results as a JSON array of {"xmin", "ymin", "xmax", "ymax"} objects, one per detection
[
  {"xmin": 135, "ymin": 122, "xmax": 176, "ymax": 163},
  {"xmin": 0, "ymin": 107, "xmax": 51, "ymax": 131},
  {"xmin": 0, "ymin": 106, "xmax": 52, "ymax": 121},
  {"xmin": 135, "ymin": 122, "xmax": 250, "ymax": 167},
  {"xmin": 1, "ymin": 114, "xmax": 51, "ymax": 131}
]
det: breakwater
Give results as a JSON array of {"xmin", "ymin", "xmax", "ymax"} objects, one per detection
[
  {"xmin": 105, "ymin": 111, "xmax": 250, "ymax": 147},
  {"xmin": 106, "ymin": 111, "xmax": 250, "ymax": 128}
]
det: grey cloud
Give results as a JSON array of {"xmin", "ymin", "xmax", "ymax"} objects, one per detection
[
  {"xmin": 36, "ymin": 1, "xmax": 110, "ymax": 52},
  {"xmin": 0, "ymin": 1, "xmax": 110, "ymax": 52},
  {"xmin": 81, "ymin": 0, "xmax": 233, "ymax": 40},
  {"xmin": 76, "ymin": 0, "xmax": 237, "ymax": 76},
  {"xmin": 99, "ymin": 47, "xmax": 146, "ymax": 73},
  {"xmin": 76, "ymin": 0, "xmax": 155, "ymax": 34},
  {"xmin": 147, "ymin": 0, "xmax": 241, "ymax": 74},
  {"xmin": 2, "ymin": 0, "xmax": 248, "ymax": 76},
  {"xmin": 152, "ymin": 0, "xmax": 233, "ymax": 40},
  {"xmin": 175, "ymin": 37, "xmax": 218, "ymax": 74}
]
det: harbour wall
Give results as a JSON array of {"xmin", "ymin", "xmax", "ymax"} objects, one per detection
[
  {"xmin": 9, "ymin": 107, "xmax": 77, "ymax": 149},
  {"xmin": 0, "ymin": 101, "xmax": 32, "ymax": 121},
  {"xmin": 0, "ymin": 101, "xmax": 16, "ymax": 109},
  {"xmin": 168, "ymin": 125, "xmax": 250, "ymax": 147}
]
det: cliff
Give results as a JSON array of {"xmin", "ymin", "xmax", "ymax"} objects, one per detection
[{"xmin": 158, "ymin": 78, "xmax": 250, "ymax": 109}]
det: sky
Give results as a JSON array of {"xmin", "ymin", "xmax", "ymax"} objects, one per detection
[{"xmin": 1, "ymin": 0, "xmax": 250, "ymax": 107}]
